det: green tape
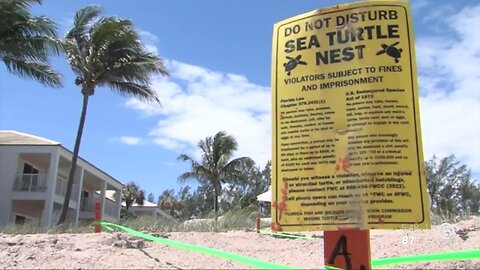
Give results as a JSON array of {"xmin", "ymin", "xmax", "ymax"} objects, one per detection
[
  {"xmin": 99, "ymin": 222, "xmax": 298, "ymax": 270},
  {"xmin": 371, "ymin": 249, "xmax": 480, "ymax": 267},
  {"xmin": 324, "ymin": 249, "xmax": 480, "ymax": 270},
  {"xmin": 323, "ymin": 266, "xmax": 343, "ymax": 270},
  {"xmin": 259, "ymin": 230, "xmax": 318, "ymax": 241},
  {"xmin": 99, "ymin": 222, "xmax": 480, "ymax": 270}
]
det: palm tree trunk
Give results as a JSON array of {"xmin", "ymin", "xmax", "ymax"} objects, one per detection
[
  {"xmin": 57, "ymin": 93, "xmax": 90, "ymax": 225},
  {"xmin": 213, "ymin": 185, "xmax": 219, "ymax": 232},
  {"xmin": 214, "ymin": 189, "xmax": 219, "ymax": 221}
]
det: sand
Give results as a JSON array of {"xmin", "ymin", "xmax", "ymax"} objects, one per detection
[{"xmin": 0, "ymin": 217, "xmax": 479, "ymax": 269}]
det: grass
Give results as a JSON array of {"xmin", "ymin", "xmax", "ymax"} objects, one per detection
[
  {"xmin": 2, "ymin": 209, "xmax": 477, "ymax": 235},
  {"xmin": 430, "ymin": 210, "xmax": 476, "ymax": 225},
  {"xmin": 118, "ymin": 205, "xmax": 265, "ymax": 233},
  {"xmin": 0, "ymin": 220, "xmax": 96, "ymax": 234}
]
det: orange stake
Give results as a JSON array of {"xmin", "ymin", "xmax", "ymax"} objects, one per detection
[
  {"xmin": 324, "ymin": 229, "xmax": 371, "ymax": 270},
  {"xmin": 94, "ymin": 201, "xmax": 102, "ymax": 233}
]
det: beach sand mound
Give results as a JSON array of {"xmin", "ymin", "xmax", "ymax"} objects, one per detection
[{"xmin": 0, "ymin": 217, "xmax": 479, "ymax": 269}]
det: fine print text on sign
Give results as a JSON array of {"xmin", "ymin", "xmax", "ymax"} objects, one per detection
[{"xmin": 271, "ymin": 1, "xmax": 431, "ymax": 231}]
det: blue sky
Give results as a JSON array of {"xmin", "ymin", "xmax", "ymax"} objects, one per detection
[{"xmin": 1, "ymin": 0, "xmax": 479, "ymax": 200}]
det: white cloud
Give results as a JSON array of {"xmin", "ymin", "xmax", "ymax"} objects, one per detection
[
  {"xmin": 110, "ymin": 136, "xmax": 143, "ymax": 145},
  {"xmin": 152, "ymin": 137, "xmax": 186, "ymax": 150},
  {"xmin": 126, "ymin": 4, "xmax": 480, "ymax": 177},
  {"xmin": 126, "ymin": 60, "xmax": 271, "ymax": 166},
  {"xmin": 421, "ymin": 5, "xmax": 455, "ymax": 25},
  {"xmin": 411, "ymin": 0, "xmax": 430, "ymax": 12},
  {"xmin": 417, "ymin": 4, "xmax": 480, "ymax": 176},
  {"xmin": 138, "ymin": 29, "xmax": 160, "ymax": 55}
]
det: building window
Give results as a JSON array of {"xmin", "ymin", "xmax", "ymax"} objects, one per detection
[
  {"xmin": 23, "ymin": 163, "xmax": 39, "ymax": 174},
  {"xmin": 81, "ymin": 191, "xmax": 89, "ymax": 211},
  {"xmin": 21, "ymin": 163, "xmax": 39, "ymax": 191},
  {"xmin": 15, "ymin": 215, "xmax": 26, "ymax": 225}
]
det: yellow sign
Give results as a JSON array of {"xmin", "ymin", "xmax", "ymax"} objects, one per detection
[{"xmin": 271, "ymin": 1, "xmax": 431, "ymax": 231}]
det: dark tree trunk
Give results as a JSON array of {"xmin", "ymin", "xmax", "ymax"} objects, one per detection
[
  {"xmin": 57, "ymin": 94, "xmax": 90, "ymax": 225},
  {"xmin": 213, "ymin": 184, "xmax": 220, "ymax": 232},
  {"xmin": 214, "ymin": 188, "xmax": 219, "ymax": 221},
  {"xmin": 126, "ymin": 200, "xmax": 132, "ymax": 211}
]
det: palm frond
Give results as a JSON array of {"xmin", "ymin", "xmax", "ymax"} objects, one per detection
[
  {"xmin": 93, "ymin": 35, "xmax": 167, "ymax": 86},
  {"xmin": 89, "ymin": 16, "xmax": 135, "ymax": 48},
  {"xmin": 0, "ymin": 0, "xmax": 62, "ymax": 86},
  {"xmin": 63, "ymin": 39, "xmax": 87, "ymax": 76},
  {"xmin": 177, "ymin": 155, "xmax": 214, "ymax": 185},
  {"xmin": 22, "ymin": 16, "xmax": 58, "ymax": 38},
  {"xmin": 178, "ymin": 165, "xmax": 213, "ymax": 183},
  {"xmin": 177, "ymin": 172, "xmax": 199, "ymax": 183},
  {"xmin": 212, "ymin": 131, "xmax": 238, "ymax": 170},
  {"xmin": 2, "ymin": 36, "xmax": 62, "ymax": 61},
  {"xmin": 88, "ymin": 17, "xmax": 136, "ymax": 70},
  {"xmin": 198, "ymin": 137, "xmax": 214, "ymax": 169},
  {"xmin": 66, "ymin": 5, "xmax": 102, "ymax": 41},
  {"xmin": 106, "ymin": 80, "xmax": 159, "ymax": 103},
  {"xmin": 221, "ymin": 157, "xmax": 253, "ymax": 180},
  {"xmin": 63, "ymin": 10, "xmax": 168, "ymax": 99},
  {"xmin": 2, "ymin": 55, "xmax": 62, "ymax": 87},
  {"xmin": 104, "ymin": 52, "xmax": 168, "ymax": 80},
  {"xmin": 0, "ymin": 0, "xmax": 41, "ymax": 22},
  {"xmin": 4, "ymin": 0, "xmax": 42, "ymax": 9},
  {"xmin": 177, "ymin": 154, "xmax": 203, "ymax": 171}
]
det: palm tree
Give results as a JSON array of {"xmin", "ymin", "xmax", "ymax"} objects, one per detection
[
  {"xmin": 157, "ymin": 189, "xmax": 180, "ymax": 217},
  {"xmin": 57, "ymin": 5, "xmax": 168, "ymax": 225},
  {"xmin": 122, "ymin": 182, "xmax": 145, "ymax": 210},
  {"xmin": 425, "ymin": 154, "xmax": 478, "ymax": 217},
  {"xmin": 147, "ymin": 192, "xmax": 155, "ymax": 204},
  {"xmin": 177, "ymin": 131, "xmax": 253, "ymax": 226},
  {"xmin": 0, "ymin": 0, "xmax": 62, "ymax": 87}
]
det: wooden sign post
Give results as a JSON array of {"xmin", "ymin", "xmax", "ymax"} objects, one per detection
[{"xmin": 324, "ymin": 229, "xmax": 371, "ymax": 270}]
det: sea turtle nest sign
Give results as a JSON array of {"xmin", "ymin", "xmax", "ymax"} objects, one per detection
[{"xmin": 271, "ymin": 1, "xmax": 431, "ymax": 232}]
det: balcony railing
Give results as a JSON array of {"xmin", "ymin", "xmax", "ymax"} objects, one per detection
[
  {"xmin": 80, "ymin": 197, "xmax": 93, "ymax": 212},
  {"xmin": 12, "ymin": 173, "xmax": 48, "ymax": 192},
  {"xmin": 55, "ymin": 176, "xmax": 79, "ymax": 202},
  {"xmin": 104, "ymin": 198, "xmax": 118, "ymax": 218},
  {"xmin": 80, "ymin": 192, "xmax": 118, "ymax": 218}
]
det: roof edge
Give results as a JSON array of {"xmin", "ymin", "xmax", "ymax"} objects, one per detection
[{"xmin": 0, "ymin": 130, "xmax": 61, "ymax": 145}]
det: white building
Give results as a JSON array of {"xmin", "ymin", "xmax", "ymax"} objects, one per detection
[
  {"xmin": 105, "ymin": 190, "xmax": 178, "ymax": 223},
  {"xmin": 0, "ymin": 130, "xmax": 123, "ymax": 228},
  {"xmin": 257, "ymin": 187, "xmax": 272, "ymax": 216}
]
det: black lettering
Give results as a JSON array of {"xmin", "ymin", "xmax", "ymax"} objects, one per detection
[
  {"xmin": 388, "ymin": 25, "xmax": 400, "ymax": 38},
  {"xmin": 376, "ymin": 25, "xmax": 388, "ymax": 39},
  {"xmin": 389, "ymin": 10, "xmax": 398, "ymax": 20},
  {"xmin": 285, "ymin": 40, "xmax": 295, "ymax": 53},
  {"xmin": 355, "ymin": 28, "xmax": 365, "ymax": 41},
  {"xmin": 378, "ymin": 10, "xmax": 388, "ymax": 20},
  {"xmin": 350, "ymin": 13, "xmax": 358, "ymax": 23},
  {"xmin": 316, "ymin": 51, "xmax": 329, "ymax": 65},
  {"xmin": 328, "ymin": 235, "xmax": 366, "ymax": 270},
  {"xmin": 364, "ymin": 26, "xmax": 375, "ymax": 39},
  {"xmin": 326, "ymin": 32, "xmax": 336, "ymax": 46},
  {"xmin": 308, "ymin": 35, "xmax": 321, "ymax": 49},
  {"xmin": 315, "ymin": 45, "xmax": 365, "ymax": 65},
  {"xmin": 355, "ymin": 44, "xmax": 365, "ymax": 59},
  {"xmin": 342, "ymin": 47, "xmax": 354, "ymax": 61},
  {"xmin": 330, "ymin": 49, "xmax": 341, "ymax": 63},
  {"xmin": 328, "ymin": 235, "xmax": 352, "ymax": 270},
  {"xmin": 297, "ymin": 36, "xmax": 307, "ymax": 51}
]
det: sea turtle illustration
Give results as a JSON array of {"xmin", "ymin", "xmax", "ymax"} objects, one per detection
[
  {"xmin": 284, "ymin": 55, "xmax": 307, "ymax": 75},
  {"xmin": 376, "ymin": 42, "xmax": 402, "ymax": 63}
]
